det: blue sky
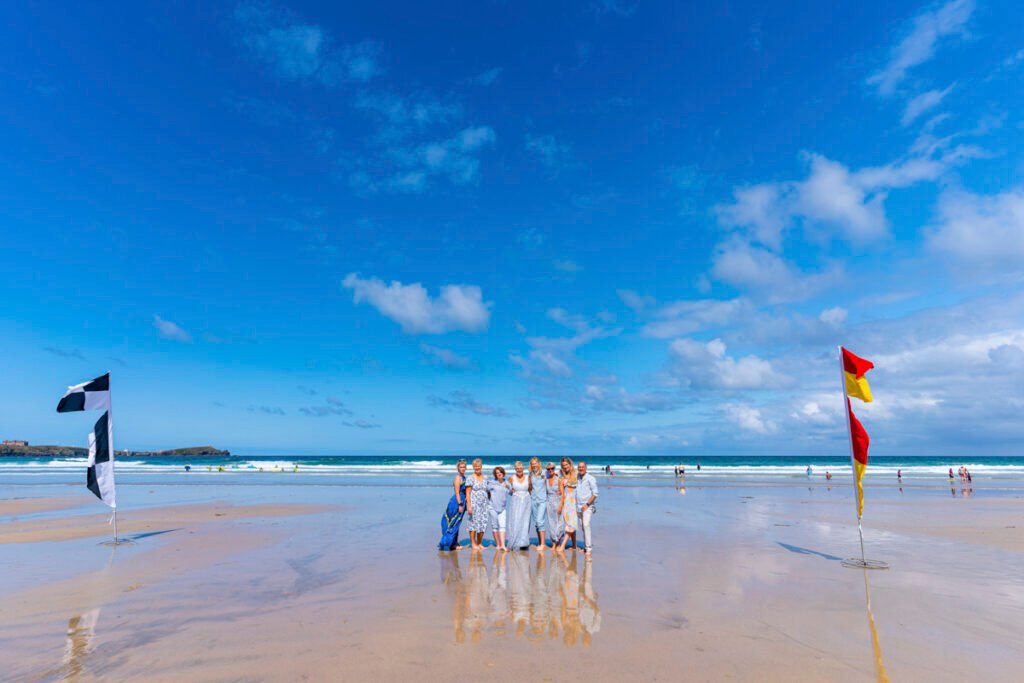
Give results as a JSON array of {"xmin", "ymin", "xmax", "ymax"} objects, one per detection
[{"xmin": 3, "ymin": 0, "xmax": 1023, "ymax": 455}]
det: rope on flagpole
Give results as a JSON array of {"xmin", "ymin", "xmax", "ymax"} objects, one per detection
[{"xmin": 837, "ymin": 346, "xmax": 888, "ymax": 570}]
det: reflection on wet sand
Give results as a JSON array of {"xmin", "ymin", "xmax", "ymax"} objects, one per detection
[
  {"xmin": 440, "ymin": 551, "xmax": 600, "ymax": 645},
  {"xmin": 62, "ymin": 608, "xmax": 101, "ymax": 682},
  {"xmin": 862, "ymin": 571, "xmax": 889, "ymax": 683}
]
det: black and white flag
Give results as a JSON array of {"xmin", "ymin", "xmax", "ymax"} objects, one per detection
[
  {"xmin": 57, "ymin": 373, "xmax": 110, "ymax": 413},
  {"xmin": 57, "ymin": 373, "xmax": 116, "ymax": 508}
]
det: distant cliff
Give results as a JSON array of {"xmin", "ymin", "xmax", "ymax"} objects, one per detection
[{"xmin": 0, "ymin": 445, "xmax": 230, "ymax": 457}]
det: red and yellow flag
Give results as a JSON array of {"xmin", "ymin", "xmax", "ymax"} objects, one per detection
[
  {"xmin": 842, "ymin": 347, "xmax": 874, "ymax": 403},
  {"xmin": 847, "ymin": 399, "xmax": 870, "ymax": 517},
  {"xmin": 841, "ymin": 347, "xmax": 874, "ymax": 518}
]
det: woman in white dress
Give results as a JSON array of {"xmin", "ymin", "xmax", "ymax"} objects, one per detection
[{"xmin": 506, "ymin": 461, "xmax": 532, "ymax": 550}]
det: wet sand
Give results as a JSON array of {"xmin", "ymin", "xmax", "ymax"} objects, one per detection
[{"xmin": 1, "ymin": 482, "xmax": 1022, "ymax": 682}]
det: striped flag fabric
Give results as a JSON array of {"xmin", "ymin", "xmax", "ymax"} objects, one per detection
[
  {"xmin": 57, "ymin": 373, "xmax": 116, "ymax": 508},
  {"xmin": 840, "ymin": 348, "xmax": 874, "ymax": 518}
]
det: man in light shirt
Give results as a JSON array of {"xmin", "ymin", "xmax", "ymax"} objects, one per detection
[{"xmin": 576, "ymin": 460, "xmax": 598, "ymax": 556}]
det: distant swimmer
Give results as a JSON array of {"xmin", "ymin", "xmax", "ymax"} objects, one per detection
[
  {"xmin": 184, "ymin": 465, "xmax": 191, "ymax": 472},
  {"xmin": 696, "ymin": 463, "xmax": 701, "ymax": 471},
  {"xmin": 806, "ymin": 465, "xmax": 813, "ymax": 477},
  {"xmin": 825, "ymin": 470, "xmax": 832, "ymax": 481},
  {"xmin": 897, "ymin": 469, "xmax": 902, "ymax": 481},
  {"xmin": 217, "ymin": 466, "xmax": 225, "ymax": 472}
]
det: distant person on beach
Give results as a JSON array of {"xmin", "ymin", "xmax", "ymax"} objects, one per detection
[
  {"xmin": 967, "ymin": 470, "xmax": 972, "ymax": 483},
  {"xmin": 487, "ymin": 466, "xmax": 510, "ymax": 551},
  {"xmin": 557, "ymin": 458, "xmax": 578, "ymax": 552},
  {"xmin": 825, "ymin": 471, "xmax": 832, "ymax": 480},
  {"xmin": 184, "ymin": 465, "xmax": 191, "ymax": 472},
  {"xmin": 507, "ymin": 461, "xmax": 532, "ymax": 551},
  {"xmin": 545, "ymin": 462, "xmax": 565, "ymax": 548},
  {"xmin": 439, "ymin": 460, "xmax": 468, "ymax": 551},
  {"xmin": 806, "ymin": 465, "xmax": 813, "ymax": 477},
  {"xmin": 898, "ymin": 469, "xmax": 902, "ymax": 482},
  {"xmin": 528, "ymin": 458, "xmax": 547, "ymax": 550},
  {"xmin": 697, "ymin": 463, "xmax": 700, "ymax": 471},
  {"xmin": 466, "ymin": 459, "xmax": 491, "ymax": 551},
  {"xmin": 576, "ymin": 461, "xmax": 598, "ymax": 557},
  {"xmin": 949, "ymin": 468, "xmax": 955, "ymax": 483}
]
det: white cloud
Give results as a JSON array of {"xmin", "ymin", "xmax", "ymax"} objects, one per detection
[
  {"xmin": 351, "ymin": 89, "xmax": 495, "ymax": 192},
  {"xmin": 669, "ymin": 338, "xmax": 786, "ymax": 390},
  {"xmin": 553, "ymin": 259, "xmax": 583, "ymax": 273},
  {"xmin": 468, "ymin": 67, "xmax": 502, "ymax": 86},
  {"xmin": 867, "ymin": 0, "xmax": 974, "ymax": 95},
  {"xmin": 342, "ymin": 273, "xmax": 491, "ymax": 334},
  {"xmin": 525, "ymin": 133, "xmax": 571, "ymax": 172},
  {"xmin": 512, "ymin": 309, "xmax": 620, "ymax": 380},
  {"xmin": 722, "ymin": 404, "xmax": 777, "ymax": 434},
  {"xmin": 235, "ymin": 2, "xmax": 381, "ymax": 86},
  {"xmin": 796, "ymin": 154, "xmax": 889, "ymax": 241},
  {"xmin": 819, "ymin": 306, "xmax": 848, "ymax": 326},
  {"xmin": 421, "ymin": 343, "xmax": 473, "ymax": 369},
  {"xmin": 428, "ymin": 390, "xmax": 509, "ymax": 416},
  {"xmin": 354, "ymin": 91, "xmax": 463, "ymax": 140},
  {"xmin": 153, "ymin": 315, "xmax": 192, "ymax": 343},
  {"xmin": 716, "ymin": 147, "xmax": 971, "ymax": 251},
  {"xmin": 711, "ymin": 238, "xmax": 841, "ymax": 302},
  {"xmin": 617, "ymin": 289, "xmax": 656, "ymax": 313},
  {"xmin": 902, "ymin": 84, "xmax": 955, "ymax": 126},
  {"xmin": 641, "ymin": 297, "xmax": 753, "ymax": 338},
  {"xmin": 715, "ymin": 184, "xmax": 790, "ymax": 250},
  {"xmin": 340, "ymin": 41, "xmax": 383, "ymax": 81},
  {"xmin": 926, "ymin": 186, "xmax": 1024, "ymax": 276}
]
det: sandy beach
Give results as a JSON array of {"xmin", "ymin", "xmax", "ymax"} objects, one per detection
[{"xmin": 1, "ymin": 479, "xmax": 1023, "ymax": 682}]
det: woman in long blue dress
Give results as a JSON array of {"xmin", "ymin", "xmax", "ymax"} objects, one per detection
[
  {"xmin": 506, "ymin": 461, "xmax": 532, "ymax": 551},
  {"xmin": 545, "ymin": 462, "xmax": 565, "ymax": 547},
  {"xmin": 439, "ymin": 460, "xmax": 468, "ymax": 551}
]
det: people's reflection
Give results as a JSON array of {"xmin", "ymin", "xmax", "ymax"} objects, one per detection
[
  {"xmin": 465, "ymin": 552, "xmax": 490, "ymax": 643},
  {"xmin": 441, "ymin": 550, "xmax": 600, "ymax": 646},
  {"xmin": 62, "ymin": 608, "xmax": 101, "ymax": 682},
  {"xmin": 579, "ymin": 558, "xmax": 601, "ymax": 643}
]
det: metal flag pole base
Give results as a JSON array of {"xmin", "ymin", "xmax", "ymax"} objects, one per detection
[
  {"xmin": 842, "ymin": 557, "xmax": 888, "ymax": 569},
  {"xmin": 842, "ymin": 519, "xmax": 888, "ymax": 569},
  {"xmin": 97, "ymin": 509, "xmax": 135, "ymax": 546}
]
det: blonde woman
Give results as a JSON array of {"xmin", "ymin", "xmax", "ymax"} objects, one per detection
[
  {"xmin": 528, "ymin": 457, "xmax": 547, "ymax": 549},
  {"xmin": 465, "ymin": 458, "xmax": 491, "ymax": 551},
  {"xmin": 438, "ymin": 459, "xmax": 468, "ymax": 551},
  {"xmin": 556, "ymin": 457, "xmax": 578, "ymax": 552},
  {"xmin": 506, "ymin": 461, "xmax": 532, "ymax": 550}
]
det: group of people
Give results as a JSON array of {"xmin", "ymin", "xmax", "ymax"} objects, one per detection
[
  {"xmin": 439, "ymin": 457, "xmax": 598, "ymax": 555},
  {"xmin": 950, "ymin": 466, "xmax": 973, "ymax": 484}
]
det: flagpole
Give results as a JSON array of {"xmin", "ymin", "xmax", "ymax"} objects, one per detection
[
  {"xmin": 109, "ymin": 372, "xmax": 118, "ymax": 545},
  {"xmin": 837, "ymin": 346, "xmax": 866, "ymax": 565}
]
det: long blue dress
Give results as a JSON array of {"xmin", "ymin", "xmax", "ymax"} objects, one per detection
[
  {"xmin": 506, "ymin": 474, "xmax": 532, "ymax": 550},
  {"xmin": 439, "ymin": 475, "xmax": 468, "ymax": 551}
]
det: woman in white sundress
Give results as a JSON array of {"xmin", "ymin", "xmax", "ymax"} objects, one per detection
[{"xmin": 506, "ymin": 461, "xmax": 532, "ymax": 550}]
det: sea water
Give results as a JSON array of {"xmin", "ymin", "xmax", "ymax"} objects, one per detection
[{"xmin": 1, "ymin": 454, "xmax": 1021, "ymax": 489}]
